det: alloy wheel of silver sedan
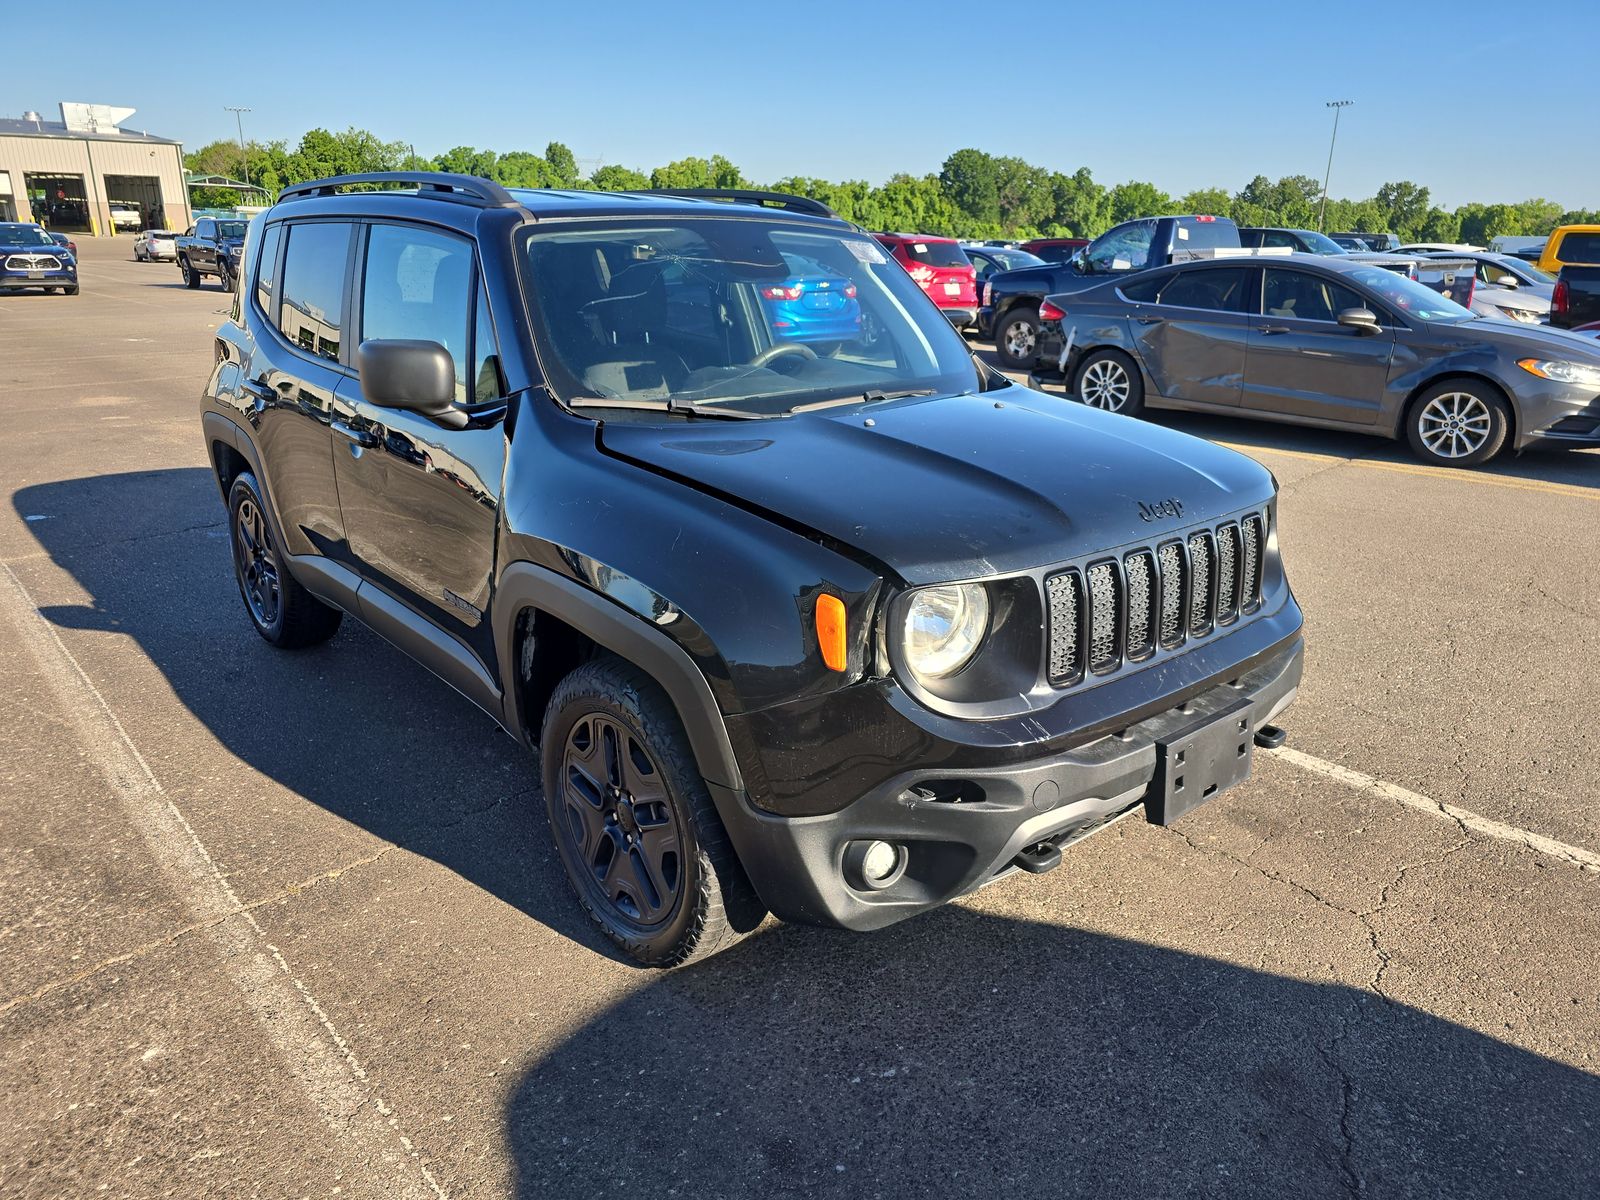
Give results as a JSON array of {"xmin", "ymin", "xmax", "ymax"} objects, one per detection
[
  {"xmin": 1078, "ymin": 358, "xmax": 1133, "ymax": 411},
  {"xmin": 1416, "ymin": 391, "xmax": 1493, "ymax": 459}
]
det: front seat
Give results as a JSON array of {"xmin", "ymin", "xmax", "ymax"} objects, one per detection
[{"xmin": 581, "ymin": 264, "xmax": 688, "ymax": 399}]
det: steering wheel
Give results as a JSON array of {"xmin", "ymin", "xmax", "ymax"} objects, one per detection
[{"xmin": 747, "ymin": 343, "xmax": 817, "ymax": 370}]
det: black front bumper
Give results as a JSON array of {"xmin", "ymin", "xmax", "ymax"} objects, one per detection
[{"xmin": 712, "ymin": 634, "xmax": 1303, "ymax": 931}]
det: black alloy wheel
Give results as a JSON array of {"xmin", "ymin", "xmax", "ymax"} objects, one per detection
[{"xmin": 226, "ymin": 472, "xmax": 342, "ymax": 648}]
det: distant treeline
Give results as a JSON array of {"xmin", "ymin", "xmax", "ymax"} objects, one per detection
[{"xmin": 186, "ymin": 128, "xmax": 1597, "ymax": 245}]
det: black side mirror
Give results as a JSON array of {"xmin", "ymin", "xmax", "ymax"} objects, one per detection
[
  {"xmin": 357, "ymin": 340, "xmax": 463, "ymax": 426},
  {"xmin": 1336, "ymin": 307, "xmax": 1380, "ymax": 335}
]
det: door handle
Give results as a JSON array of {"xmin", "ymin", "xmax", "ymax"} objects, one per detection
[
  {"xmin": 241, "ymin": 380, "xmax": 274, "ymax": 403},
  {"xmin": 1135, "ymin": 314, "xmax": 1163, "ymax": 325},
  {"xmin": 332, "ymin": 419, "xmax": 378, "ymax": 449},
  {"xmin": 1258, "ymin": 325, "xmax": 1291, "ymax": 335}
]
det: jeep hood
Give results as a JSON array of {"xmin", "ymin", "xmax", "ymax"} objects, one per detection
[{"xmin": 599, "ymin": 390, "xmax": 1274, "ymax": 585}]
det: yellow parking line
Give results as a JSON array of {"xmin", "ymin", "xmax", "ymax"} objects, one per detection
[{"xmin": 1216, "ymin": 442, "xmax": 1600, "ymax": 503}]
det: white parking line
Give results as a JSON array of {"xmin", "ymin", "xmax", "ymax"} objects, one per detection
[
  {"xmin": 1267, "ymin": 745, "xmax": 1600, "ymax": 871},
  {"xmin": 0, "ymin": 558, "xmax": 448, "ymax": 1199}
]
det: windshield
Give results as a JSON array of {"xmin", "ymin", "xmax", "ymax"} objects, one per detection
[
  {"xmin": 1299, "ymin": 230, "xmax": 1347, "ymax": 255},
  {"xmin": 0, "ymin": 224, "xmax": 53, "ymax": 246},
  {"xmin": 1345, "ymin": 267, "xmax": 1474, "ymax": 322},
  {"xmin": 217, "ymin": 220, "xmax": 247, "ymax": 239},
  {"xmin": 987, "ymin": 250, "xmax": 1046, "ymax": 271},
  {"xmin": 1493, "ymin": 256, "xmax": 1554, "ymax": 284},
  {"xmin": 522, "ymin": 218, "xmax": 980, "ymax": 418}
]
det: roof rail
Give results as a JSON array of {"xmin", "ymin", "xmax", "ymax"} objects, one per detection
[
  {"xmin": 631, "ymin": 188, "xmax": 841, "ymax": 220},
  {"xmin": 275, "ymin": 172, "xmax": 521, "ymax": 209}
]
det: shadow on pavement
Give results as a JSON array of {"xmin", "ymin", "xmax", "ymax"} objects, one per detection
[
  {"xmin": 14, "ymin": 467, "xmax": 601, "ymax": 953},
  {"xmin": 505, "ymin": 908, "xmax": 1599, "ymax": 1198}
]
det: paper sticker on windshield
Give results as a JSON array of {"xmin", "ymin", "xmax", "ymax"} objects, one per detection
[
  {"xmin": 846, "ymin": 240, "xmax": 887, "ymax": 264},
  {"xmin": 1177, "ymin": 226, "xmax": 1189, "ymax": 240}
]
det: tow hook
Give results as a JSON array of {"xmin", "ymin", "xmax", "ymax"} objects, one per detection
[
  {"xmin": 1012, "ymin": 840, "xmax": 1063, "ymax": 875},
  {"xmin": 1254, "ymin": 724, "xmax": 1288, "ymax": 749}
]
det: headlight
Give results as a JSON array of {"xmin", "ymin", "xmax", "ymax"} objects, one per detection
[
  {"xmin": 1497, "ymin": 306, "xmax": 1542, "ymax": 324},
  {"xmin": 903, "ymin": 584, "xmax": 990, "ymax": 679},
  {"xmin": 1517, "ymin": 358, "xmax": 1600, "ymax": 386}
]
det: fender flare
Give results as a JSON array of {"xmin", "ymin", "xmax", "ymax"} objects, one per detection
[{"xmin": 493, "ymin": 561, "xmax": 745, "ymax": 792}]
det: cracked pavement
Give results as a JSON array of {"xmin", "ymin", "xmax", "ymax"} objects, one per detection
[{"xmin": 1, "ymin": 237, "xmax": 1596, "ymax": 1198}]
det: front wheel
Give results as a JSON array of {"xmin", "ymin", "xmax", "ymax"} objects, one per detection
[
  {"xmin": 994, "ymin": 306, "xmax": 1040, "ymax": 370},
  {"xmin": 180, "ymin": 258, "xmax": 201, "ymax": 289},
  {"xmin": 541, "ymin": 659, "xmax": 765, "ymax": 968},
  {"xmin": 1405, "ymin": 381, "xmax": 1509, "ymax": 467},
  {"xmin": 218, "ymin": 260, "xmax": 236, "ymax": 292},
  {"xmin": 1072, "ymin": 348, "xmax": 1144, "ymax": 415}
]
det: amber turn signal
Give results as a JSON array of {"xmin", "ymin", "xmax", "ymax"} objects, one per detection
[{"xmin": 815, "ymin": 594, "xmax": 847, "ymax": 672}]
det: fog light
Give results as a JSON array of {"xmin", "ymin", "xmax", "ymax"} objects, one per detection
[{"xmin": 844, "ymin": 840, "xmax": 907, "ymax": 891}]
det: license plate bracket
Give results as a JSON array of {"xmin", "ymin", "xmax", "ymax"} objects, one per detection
[
  {"xmin": 1146, "ymin": 698, "xmax": 1254, "ymax": 825},
  {"xmin": 27, "ymin": 269, "xmax": 44, "ymax": 279}
]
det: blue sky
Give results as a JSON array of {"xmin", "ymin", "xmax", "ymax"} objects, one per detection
[{"xmin": 12, "ymin": 0, "xmax": 1593, "ymax": 209}]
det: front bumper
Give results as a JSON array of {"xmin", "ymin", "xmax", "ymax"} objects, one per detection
[
  {"xmin": 1517, "ymin": 386, "xmax": 1600, "ymax": 449},
  {"xmin": 0, "ymin": 269, "xmax": 76, "ymax": 289},
  {"xmin": 713, "ymin": 628, "xmax": 1303, "ymax": 932}
]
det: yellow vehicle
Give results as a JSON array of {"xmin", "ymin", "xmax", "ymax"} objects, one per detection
[{"xmin": 1536, "ymin": 225, "xmax": 1600, "ymax": 274}]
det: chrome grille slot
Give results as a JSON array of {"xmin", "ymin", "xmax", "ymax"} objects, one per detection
[
  {"xmin": 5, "ymin": 254, "xmax": 62, "ymax": 271},
  {"xmin": 1124, "ymin": 550, "xmax": 1155, "ymax": 660},
  {"xmin": 1187, "ymin": 531, "xmax": 1214, "ymax": 636},
  {"xmin": 1086, "ymin": 561, "xmax": 1121, "ymax": 674},
  {"xmin": 1157, "ymin": 541, "xmax": 1186, "ymax": 649},
  {"xmin": 1240, "ymin": 514, "xmax": 1263, "ymax": 611},
  {"xmin": 1215, "ymin": 523, "xmax": 1239, "ymax": 622},
  {"xmin": 1045, "ymin": 570, "xmax": 1084, "ymax": 685}
]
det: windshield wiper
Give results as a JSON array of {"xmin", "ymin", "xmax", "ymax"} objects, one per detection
[
  {"xmin": 793, "ymin": 388, "xmax": 937, "ymax": 414},
  {"xmin": 566, "ymin": 395, "xmax": 768, "ymax": 420}
]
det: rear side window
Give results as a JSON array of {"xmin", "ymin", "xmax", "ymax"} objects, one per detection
[
  {"xmin": 361, "ymin": 224, "xmax": 474, "ymax": 404},
  {"xmin": 278, "ymin": 222, "xmax": 353, "ymax": 362},
  {"xmin": 1119, "ymin": 275, "xmax": 1164, "ymax": 302},
  {"xmin": 253, "ymin": 223, "xmax": 282, "ymax": 317},
  {"xmin": 1158, "ymin": 268, "xmax": 1249, "ymax": 312},
  {"xmin": 1554, "ymin": 232, "xmax": 1600, "ymax": 264},
  {"xmin": 900, "ymin": 240, "xmax": 970, "ymax": 268}
]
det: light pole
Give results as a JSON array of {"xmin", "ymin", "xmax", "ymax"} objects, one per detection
[
  {"xmin": 224, "ymin": 106, "xmax": 251, "ymax": 189},
  {"xmin": 1318, "ymin": 100, "xmax": 1353, "ymax": 231}
]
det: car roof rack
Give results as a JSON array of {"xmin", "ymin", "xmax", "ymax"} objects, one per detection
[
  {"xmin": 275, "ymin": 172, "xmax": 521, "ymax": 209},
  {"xmin": 630, "ymin": 188, "xmax": 841, "ymax": 219}
]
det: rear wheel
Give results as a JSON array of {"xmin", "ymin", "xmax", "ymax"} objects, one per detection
[
  {"xmin": 1405, "ymin": 381, "xmax": 1509, "ymax": 467},
  {"xmin": 1072, "ymin": 348, "xmax": 1144, "ymax": 415},
  {"xmin": 994, "ymin": 306, "xmax": 1040, "ymax": 370},
  {"xmin": 541, "ymin": 658, "xmax": 764, "ymax": 968},
  {"xmin": 227, "ymin": 472, "xmax": 342, "ymax": 648}
]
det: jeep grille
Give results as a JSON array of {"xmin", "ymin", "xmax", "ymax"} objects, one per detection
[{"xmin": 1044, "ymin": 511, "xmax": 1267, "ymax": 687}]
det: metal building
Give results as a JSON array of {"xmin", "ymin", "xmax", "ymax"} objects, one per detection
[{"xmin": 0, "ymin": 103, "xmax": 191, "ymax": 236}]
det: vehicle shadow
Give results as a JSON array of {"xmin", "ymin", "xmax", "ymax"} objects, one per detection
[
  {"xmin": 14, "ymin": 467, "xmax": 604, "ymax": 955},
  {"xmin": 505, "ymin": 907, "xmax": 1600, "ymax": 1199}
]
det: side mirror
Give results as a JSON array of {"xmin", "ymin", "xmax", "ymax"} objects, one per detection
[
  {"xmin": 1071, "ymin": 250, "xmax": 1089, "ymax": 275},
  {"xmin": 1494, "ymin": 274, "xmax": 1519, "ymax": 288},
  {"xmin": 1336, "ymin": 307, "xmax": 1380, "ymax": 334},
  {"xmin": 357, "ymin": 340, "xmax": 462, "ymax": 425}
]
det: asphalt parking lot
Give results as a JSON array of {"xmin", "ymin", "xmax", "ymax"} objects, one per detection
[{"xmin": 2, "ymin": 235, "xmax": 1597, "ymax": 1199}]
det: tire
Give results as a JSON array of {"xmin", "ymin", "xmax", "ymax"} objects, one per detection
[
  {"xmin": 540, "ymin": 658, "xmax": 765, "ymax": 968},
  {"xmin": 1072, "ymin": 348, "xmax": 1145, "ymax": 416},
  {"xmin": 994, "ymin": 306, "xmax": 1040, "ymax": 370},
  {"xmin": 1405, "ymin": 380, "xmax": 1510, "ymax": 467},
  {"xmin": 180, "ymin": 257, "xmax": 201, "ymax": 289},
  {"xmin": 226, "ymin": 472, "xmax": 342, "ymax": 648},
  {"xmin": 218, "ymin": 261, "xmax": 236, "ymax": 292},
  {"xmin": 63, "ymin": 286, "xmax": 79, "ymax": 296}
]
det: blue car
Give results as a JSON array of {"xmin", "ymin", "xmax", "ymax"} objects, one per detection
[
  {"xmin": 760, "ymin": 253, "xmax": 861, "ymax": 346},
  {"xmin": 0, "ymin": 222, "xmax": 79, "ymax": 295}
]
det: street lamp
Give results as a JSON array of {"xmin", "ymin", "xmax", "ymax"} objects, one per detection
[
  {"xmin": 224, "ymin": 106, "xmax": 251, "ymax": 189},
  {"xmin": 1318, "ymin": 100, "xmax": 1353, "ymax": 231}
]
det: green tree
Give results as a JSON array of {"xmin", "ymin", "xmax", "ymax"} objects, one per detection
[
  {"xmin": 590, "ymin": 164, "xmax": 651, "ymax": 191},
  {"xmin": 1417, "ymin": 206, "xmax": 1462, "ymax": 243},
  {"xmin": 993, "ymin": 156, "xmax": 1054, "ymax": 232},
  {"xmin": 1373, "ymin": 181, "xmax": 1431, "ymax": 240},
  {"xmin": 432, "ymin": 145, "xmax": 498, "ymax": 178},
  {"xmin": 544, "ymin": 141, "xmax": 579, "ymax": 188},
  {"xmin": 1107, "ymin": 180, "xmax": 1172, "ymax": 224},
  {"xmin": 650, "ymin": 157, "xmax": 714, "ymax": 190},
  {"xmin": 1048, "ymin": 168, "xmax": 1110, "ymax": 237},
  {"xmin": 940, "ymin": 148, "xmax": 1001, "ymax": 226},
  {"xmin": 1180, "ymin": 187, "xmax": 1233, "ymax": 219}
]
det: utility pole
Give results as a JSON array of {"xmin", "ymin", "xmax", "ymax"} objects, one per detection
[
  {"xmin": 224, "ymin": 106, "xmax": 252, "ymax": 189},
  {"xmin": 1318, "ymin": 100, "xmax": 1353, "ymax": 231}
]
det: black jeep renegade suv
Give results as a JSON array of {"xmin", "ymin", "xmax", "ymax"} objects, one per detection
[{"xmin": 200, "ymin": 173, "xmax": 1303, "ymax": 967}]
